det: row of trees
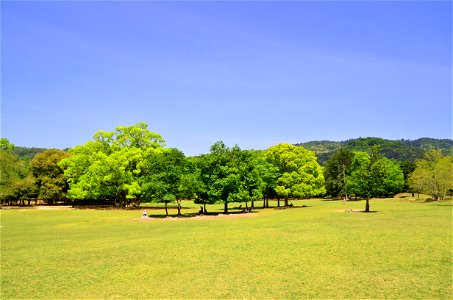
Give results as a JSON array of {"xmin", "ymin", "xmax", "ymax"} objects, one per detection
[{"xmin": 1, "ymin": 123, "xmax": 452, "ymax": 213}]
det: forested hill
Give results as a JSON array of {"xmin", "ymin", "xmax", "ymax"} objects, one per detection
[
  {"xmin": 11, "ymin": 146, "xmax": 47, "ymax": 160},
  {"xmin": 296, "ymin": 137, "xmax": 453, "ymax": 165}
]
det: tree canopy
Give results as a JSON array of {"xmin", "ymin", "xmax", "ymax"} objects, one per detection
[
  {"xmin": 266, "ymin": 143, "xmax": 325, "ymax": 206},
  {"xmin": 2, "ymin": 124, "xmax": 451, "ymax": 211},
  {"xmin": 409, "ymin": 150, "xmax": 453, "ymax": 200},
  {"xmin": 59, "ymin": 122, "xmax": 165, "ymax": 206}
]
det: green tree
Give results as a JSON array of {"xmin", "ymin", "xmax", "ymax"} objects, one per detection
[
  {"xmin": 266, "ymin": 143, "xmax": 325, "ymax": 206},
  {"xmin": 409, "ymin": 150, "xmax": 453, "ymax": 200},
  {"xmin": 0, "ymin": 140, "xmax": 35, "ymax": 205},
  {"xmin": 204, "ymin": 142, "xmax": 239, "ymax": 214},
  {"xmin": 346, "ymin": 146, "xmax": 404, "ymax": 212},
  {"xmin": 31, "ymin": 149, "xmax": 70, "ymax": 204},
  {"xmin": 141, "ymin": 148, "xmax": 186, "ymax": 216},
  {"xmin": 198, "ymin": 142, "xmax": 263, "ymax": 214},
  {"xmin": 323, "ymin": 148, "xmax": 354, "ymax": 198},
  {"xmin": 0, "ymin": 138, "xmax": 14, "ymax": 151},
  {"xmin": 227, "ymin": 148, "xmax": 263, "ymax": 211},
  {"xmin": 251, "ymin": 151, "xmax": 278, "ymax": 208},
  {"xmin": 192, "ymin": 154, "xmax": 215, "ymax": 214},
  {"xmin": 399, "ymin": 160, "xmax": 416, "ymax": 193},
  {"xmin": 59, "ymin": 122, "xmax": 165, "ymax": 206}
]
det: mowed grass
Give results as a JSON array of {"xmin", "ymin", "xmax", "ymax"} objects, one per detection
[{"xmin": 1, "ymin": 198, "xmax": 451, "ymax": 299}]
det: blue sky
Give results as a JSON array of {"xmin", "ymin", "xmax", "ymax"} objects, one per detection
[{"xmin": 2, "ymin": 1, "xmax": 451, "ymax": 156}]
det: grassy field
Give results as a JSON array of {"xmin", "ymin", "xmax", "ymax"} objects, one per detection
[{"xmin": 1, "ymin": 198, "xmax": 451, "ymax": 299}]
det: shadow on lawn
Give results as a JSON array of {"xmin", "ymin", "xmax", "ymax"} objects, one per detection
[
  {"xmin": 273, "ymin": 205, "xmax": 311, "ymax": 210},
  {"xmin": 146, "ymin": 211, "xmax": 257, "ymax": 219}
]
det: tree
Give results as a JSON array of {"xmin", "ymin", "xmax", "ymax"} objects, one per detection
[
  {"xmin": 0, "ymin": 138, "xmax": 14, "ymax": 151},
  {"xmin": 59, "ymin": 122, "xmax": 165, "ymax": 206},
  {"xmin": 31, "ymin": 149, "xmax": 70, "ymax": 204},
  {"xmin": 323, "ymin": 148, "xmax": 354, "ymax": 198},
  {"xmin": 409, "ymin": 150, "xmax": 453, "ymax": 200},
  {"xmin": 251, "ymin": 151, "xmax": 278, "ymax": 208},
  {"xmin": 197, "ymin": 142, "xmax": 263, "ymax": 214},
  {"xmin": 266, "ymin": 143, "xmax": 325, "ymax": 206},
  {"xmin": 141, "ymin": 148, "xmax": 186, "ymax": 216},
  {"xmin": 226, "ymin": 149, "xmax": 263, "ymax": 211},
  {"xmin": 346, "ymin": 146, "xmax": 404, "ymax": 212},
  {"xmin": 0, "ymin": 140, "xmax": 36, "ymax": 205},
  {"xmin": 204, "ymin": 142, "xmax": 241, "ymax": 214},
  {"xmin": 399, "ymin": 160, "xmax": 416, "ymax": 193}
]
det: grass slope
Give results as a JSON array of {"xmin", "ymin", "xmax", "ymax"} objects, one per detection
[{"xmin": 1, "ymin": 198, "xmax": 451, "ymax": 299}]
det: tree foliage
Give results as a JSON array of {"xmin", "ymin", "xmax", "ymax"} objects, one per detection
[
  {"xmin": 197, "ymin": 142, "xmax": 263, "ymax": 213},
  {"xmin": 346, "ymin": 146, "xmax": 404, "ymax": 211},
  {"xmin": 141, "ymin": 148, "xmax": 186, "ymax": 215},
  {"xmin": 31, "ymin": 149, "xmax": 70, "ymax": 204},
  {"xmin": 323, "ymin": 148, "xmax": 354, "ymax": 198},
  {"xmin": 0, "ymin": 139, "xmax": 35, "ymax": 204},
  {"xmin": 266, "ymin": 143, "xmax": 325, "ymax": 205},
  {"xmin": 409, "ymin": 150, "xmax": 453, "ymax": 200},
  {"xmin": 59, "ymin": 122, "xmax": 165, "ymax": 206}
]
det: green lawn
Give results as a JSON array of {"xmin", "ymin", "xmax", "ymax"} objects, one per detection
[{"xmin": 1, "ymin": 198, "xmax": 451, "ymax": 299}]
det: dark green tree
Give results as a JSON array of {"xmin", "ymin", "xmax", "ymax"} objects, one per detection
[
  {"xmin": 346, "ymin": 146, "xmax": 404, "ymax": 212},
  {"xmin": 0, "ymin": 139, "xmax": 36, "ymax": 205},
  {"xmin": 31, "ymin": 149, "xmax": 70, "ymax": 204},
  {"xmin": 141, "ymin": 148, "xmax": 186, "ymax": 216},
  {"xmin": 323, "ymin": 148, "xmax": 354, "ymax": 198}
]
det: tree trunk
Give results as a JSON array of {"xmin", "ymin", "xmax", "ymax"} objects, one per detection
[
  {"xmin": 365, "ymin": 196, "xmax": 370, "ymax": 212},
  {"xmin": 266, "ymin": 198, "xmax": 269, "ymax": 208},
  {"xmin": 203, "ymin": 202, "xmax": 207, "ymax": 214},
  {"xmin": 177, "ymin": 199, "xmax": 181, "ymax": 217},
  {"xmin": 342, "ymin": 163, "xmax": 348, "ymax": 200},
  {"xmin": 263, "ymin": 198, "xmax": 266, "ymax": 208},
  {"xmin": 284, "ymin": 197, "xmax": 288, "ymax": 206},
  {"xmin": 224, "ymin": 202, "xmax": 228, "ymax": 214},
  {"xmin": 277, "ymin": 197, "xmax": 280, "ymax": 207},
  {"xmin": 165, "ymin": 202, "xmax": 169, "ymax": 216},
  {"xmin": 251, "ymin": 200, "xmax": 254, "ymax": 208}
]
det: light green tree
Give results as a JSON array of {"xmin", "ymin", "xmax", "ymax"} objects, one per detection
[
  {"xmin": 409, "ymin": 149, "xmax": 453, "ymax": 200},
  {"xmin": 59, "ymin": 122, "xmax": 165, "ymax": 206},
  {"xmin": 266, "ymin": 143, "xmax": 325, "ymax": 206}
]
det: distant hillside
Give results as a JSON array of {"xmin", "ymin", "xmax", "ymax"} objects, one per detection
[
  {"xmin": 297, "ymin": 137, "xmax": 453, "ymax": 165},
  {"xmin": 11, "ymin": 146, "xmax": 47, "ymax": 160}
]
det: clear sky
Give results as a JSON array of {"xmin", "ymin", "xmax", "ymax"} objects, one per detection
[{"xmin": 2, "ymin": 1, "xmax": 452, "ymax": 156}]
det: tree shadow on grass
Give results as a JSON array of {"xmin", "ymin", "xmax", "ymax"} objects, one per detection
[
  {"xmin": 145, "ymin": 211, "xmax": 257, "ymax": 219},
  {"xmin": 274, "ymin": 205, "xmax": 310, "ymax": 210},
  {"xmin": 344, "ymin": 209, "xmax": 378, "ymax": 213}
]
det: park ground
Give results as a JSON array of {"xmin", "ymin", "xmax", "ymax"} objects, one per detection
[{"xmin": 1, "ymin": 197, "xmax": 452, "ymax": 299}]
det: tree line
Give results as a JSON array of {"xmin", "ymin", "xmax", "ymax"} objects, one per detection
[{"xmin": 1, "ymin": 123, "xmax": 452, "ymax": 213}]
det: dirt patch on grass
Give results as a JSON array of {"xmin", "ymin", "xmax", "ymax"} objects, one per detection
[
  {"xmin": 343, "ymin": 209, "xmax": 377, "ymax": 213},
  {"xmin": 36, "ymin": 206, "xmax": 73, "ymax": 210}
]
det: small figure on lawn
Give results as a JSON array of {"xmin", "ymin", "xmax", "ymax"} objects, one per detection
[{"xmin": 142, "ymin": 210, "xmax": 147, "ymax": 218}]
